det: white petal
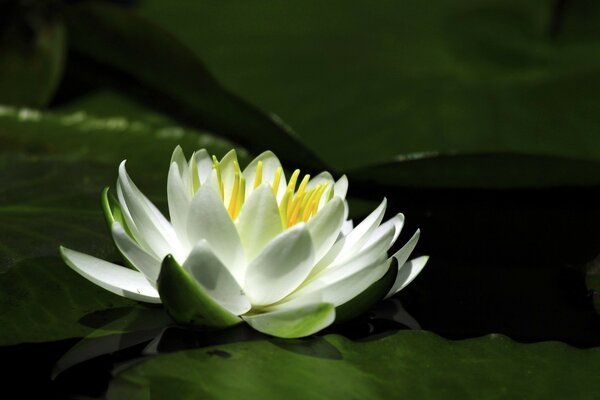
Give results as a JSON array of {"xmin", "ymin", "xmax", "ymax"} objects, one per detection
[
  {"xmin": 117, "ymin": 161, "xmax": 183, "ymax": 260},
  {"xmin": 243, "ymin": 302, "xmax": 335, "ymax": 338},
  {"xmin": 306, "ymin": 197, "xmax": 345, "ymax": 263},
  {"xmin": 290, "ymin": 258, "xmax": 392, "ymax": 308},
  {"xmin": 186, "ymin": 185, "xmax": 245, "ymax": 283},
  {"xmin": 170, "ymin": 145, "xmax": 190, "ymax": 192},
  {"xmin": 341, "ymin": 220, "xmax": 354, "ymax": 236},
  {"xmin": 306, "ymin": 172, "xmax": 334, "ymax": 191},
  {"xmin": 183, "ymin": 241, "xmax": 251, "ymax": 315},
  {"xmin": 236, "ymin": 184, "xmax": 283, "ymax": 261},
  {"xmin": 244, "ymin": 224, "xmax": 314, "ymax": 306},
  {"xmin": 385, "ymin": 256, "xmax": 429, "ymax": 299},
  {"xmin": 391, "ymin": 229, "xmax": 420, "ymax": 267},
  {"xmin": 333, "ymin": 175, "xmax": 348, "ymax": 199},
  {"xmin": 242, "ymin": 151, "xmax": 287, "ymax": 201},
  {"xmin": 111, "ymin": 222, "xmax": 161, "ymax": 283},
  {"xmin": 216, "ymin": 149, "xmax": 239, "ymax": 206},
  {"xmin": 365, "ymin": 213, "xmax": 404, "ymax": 248},
  {"xmin": 167, "ymin": 162, "xmax": 192, "ymax": 250},
  {"xmin": 60, "ymin": 247, "xmax": 160, "ymax": 303},
  {"xmin": 193, "ymin": 149, "xmax": 213, "ymax": 184}
]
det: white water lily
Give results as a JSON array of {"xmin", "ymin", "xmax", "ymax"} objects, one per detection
[{"xmin": 60, "ymin": 147, "xmax": 427, "ymax": 338}]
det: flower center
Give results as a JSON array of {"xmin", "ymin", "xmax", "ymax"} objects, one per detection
[{"xmin": 211, "ymin": 157, "xmax": 331, "ymax": 227}]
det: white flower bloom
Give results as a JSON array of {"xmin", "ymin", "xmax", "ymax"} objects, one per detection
[{"xmin": 60, "ymin": 147, "xmax": 427, "ymax": 338}]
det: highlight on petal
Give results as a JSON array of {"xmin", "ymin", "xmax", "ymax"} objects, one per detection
[
  {"xmin": 60, "ymin": 247, "xmax": 160, "ymax": 303},
  {"xmin": 167, "ymin": 161, "xmax": 192, "ymax": 249},
  {"xmin": 158, "ymin": 255, "xmax": 241, "ymax": 328},
  {"xmin": 186, "ymin": 185, "xmax": 245, "ymax": 283},
  {"xmin": 306, "ymin": 197, "xmax": 345, "ymax": 263},
  {"xmin": 236, "ymin": 184, "xmax": 283, "ymax": 261},
  {"xmin": 183, "ymin": 241, "xmax": 251, "ymax": 315},
  {"xmin": 244, "ymin": 224, "xmax": 315, "ymax": 306},
  {"xmin": 243, "ymin": 302, "xmax": 335, "ymax": 339}
]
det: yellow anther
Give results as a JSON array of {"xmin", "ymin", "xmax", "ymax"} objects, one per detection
[
  {"xmin": 253, "ymin": 160, "xmax": 263, "ymax": 189},
  {"xmin": 301, "ymin": 186, "xmax": 322, "ymax": 221},
  {"xmin": 287, "ymin": 191, "xmax": 307, "ymax": 227},
  {"xmin": 286, "ymin": 169, "xmax": 300, "ymax": 193},
  {"xmin": 272, "ymin": 166, "xmax": 283, "ymax": 195},
  {"xmin": 190, "ymin": 152, "xmax": 200, "ymax": 193},
  {"xmin": 236, "ymin": 175, "xmax": 246, "ymax": 218},
  {"xmin": 278, "ymin": 190, "xmax": 292, "ymax": 228}
]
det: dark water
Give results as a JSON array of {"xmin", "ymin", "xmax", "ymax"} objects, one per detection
[{"xmin": 2, "ymin": 186, "xmax": 599, "ymax": 398}]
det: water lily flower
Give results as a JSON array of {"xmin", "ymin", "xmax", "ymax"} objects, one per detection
[{"xmin": 60, "ymin": 147, "xmax": 428, "ymax": 338}]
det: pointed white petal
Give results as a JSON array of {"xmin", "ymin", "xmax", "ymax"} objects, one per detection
[
  {"xmin": 306, "ymin": 197, "xmax": 345, "ymax": 263},
  {"xmin": 183, "ymin": 241, "xmax": 251, "ymax": 315},
  {"xmin": 236, "ymin": 184, "xmax": 283, "ymax": 261},
  {"xmin": 325, "ymin": 198, "xmax": 387, "ymax": 266},
  {"xmin": 60, "ymin": 247, "xmax": 160, "ymax": 303},
  {"xmin": 385, "ymin": 256, "xmax": 429, "ymax": 299},
  {"xmin": 244, "ymin": 224, "xmax": 314, "ymax": 306},
  {"xmin": 243, "ymin": 302, "xmax": 335, "ymax": 338},
  {"xmin": 242, "ymin": 151, "xmax": 287, "ymax": 200},
  {"xmin": 292, "ymin": 258, "xmax": 392, "ymax": 307},
  {"xmin": 341, "ymin": 220, "xmax": 354, "ymax": 236},
  {"xmin": 365, "ymin": 213, "xmax": 404, "ymax": 248},
  {"xmin": 193, "ymin": 149, "xmax": 213, "ymax": 184},
  {"xmin": 117, "ymin": 161, "xmax": 183, "ymax": 260},
  {"xmin": 111, "ymin": 222, "xmax": 161, "ymax": 283},
  {"xmin": 167, "ymin": 162, "xmax": 192, "ymax": 250},
  {"xmin": 306, "ymin": 172, "xmax": 334, "ymax": 191},
  {"xmin": 391, "ymin": 229, "xmax": 420, "ymax": 267},
  {"xmin": 333, "ymin": 175, "xmax": 348, "ymax": 199},
  {"xmin": 187, "ymin": 185, "xmax": 245, "ymax": 283}
]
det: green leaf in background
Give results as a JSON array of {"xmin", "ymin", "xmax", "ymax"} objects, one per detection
[
  {"xmin": 62, "ymin": 1, "xmax": 326, "ymax": 172},
  {"xmin": 108, "ymin": 331, "xmax": 600, "ymax": 399},
  {"xmin": 0, "ymin": 99, "xmax": 243, "ymax": 344},
  {"xmin": 137, "ymin": 0, "xmax": 600, "ymax": 186},
  {"xmin": 0, "ymin": 0, "xmax": 65, "ymax": 107}
]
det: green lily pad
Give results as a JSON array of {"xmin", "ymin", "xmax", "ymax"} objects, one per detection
[
  {"xmin": 63, "ymin": 1, "xmax": 325, "ymax": 171},
  {"xmin": 137, "ymin": 0, "xmax": 600, "ymax": 185},
  {"xmin": 107, "ymin": 330, "xmax": 600, "ymax": 399}
]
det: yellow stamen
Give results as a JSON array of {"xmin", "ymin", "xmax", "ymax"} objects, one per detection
[
  {"xmin": 272, "ymin": 166, "xmax": 282, "ymax": 195},
  {"xmin": 286, "ymin": 169, "xmax": 301, "ymax": 193},
  {"xmin": 279, "ymin": 190, "xmax": 292, "ymax": 228},
  {"xmin": 236, "ymin": 175, "xmax": 246, "ymax": 218},
  {"xmin": 228, "ymin": 169, "xmax": 240, "ymax": 218},
  {"xmin": 190, "ymin": 152, "xmax": 200, "ymax": 193},
  {"xmin": 301, "ymin": 185, "xmax": 322, "ymax": 221},
  {"xmin": 296, "ymin": 174, "xmax": 310, "ymax": 197},
  {"xmin": 287, "ymin": 191, "xmax": 307, "ymax": 227},
  {"xmin": 253, "ymin": 160, "xmax": 263, "ymax": 189}
]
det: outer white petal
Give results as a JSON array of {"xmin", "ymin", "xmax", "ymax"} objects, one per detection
[
  {"xmin": 391, "ymin": 229, "xmax": 420, "ymax": 267},
  {"xmin": 167, "ymin": 162, "xmax": 192, "ymax": 250},
  {"xmin": 170, "ymin": 145, "xmax": 191, "ymax": 194},
  {"xmin": 117, "ymin": 161, "xmax": 183, "ymax": 260},
  {"xmin": 243, "ymin": 302, "xmax": 335, "ymax": 338},
  {"xmin": 385, "ymin": 256, "xmax": 429, "ymax": 299},
  {"xmin": 341, "ymin": 220, "xmax": 354, "ymax": 236},
  {"xmin": 183, "ymin": 241, "xmax": 251, "ymax": 315},
  {"xmin": 60, "ymin": 247, "xmax": 160, "ymax": 303},
  {"xmin": 236, "ymin": 184, "xmax": 283, "ymax": 262},
  {"xmin": 365, "ymin": 213, "xmax": 404, "ymax": 248},
  {"xmin": 244, "ymin": 224, "xmax": 314, "ymax": 306},
  {"xmin": 289, "ymin": 258, "xmax": 392, "ymax": 308},
  {"xmin": 242, "ymin": 151, "xmax": 287, "ymax": 200},
  {"xmin": 111, "ymin": 221, "xmax": 161, "ymax": 283},
  {"xmin": 306, "ymin": 197, "xmax": 345, "ymax": 263},
  {"xmin": 315, "ymin": 198, "xmax": 387, "ymax": 270},
  {"xmin": 187, "ymin": 185, "xmax": 245, "ymax": 283}
]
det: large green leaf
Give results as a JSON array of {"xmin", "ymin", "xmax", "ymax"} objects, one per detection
[
  {"xmin": 62, "ymin": 1, "xmax": 326, "ymax": 171},
  {"xmin": 137, "ymin": 0, "xmax": 600, "ymax": 185},
  {"xmin": 0, "ymin": 101, "xmax": 241, "ymax": 344},
  {"xmin": 108, "ymin": 330, "xmax": 600, "ymax": 399},
  {"xmin": 0, "ymin": 1, "xmax": 65, "ymax": 107}
]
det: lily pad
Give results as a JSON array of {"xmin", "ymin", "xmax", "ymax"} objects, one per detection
[
  {"xmin": 138, "ymin": 0, "xmax": 600, "ymax": 185},
  {"xmin": 108, "ymin": 330, "xmax": 600, "ymax": 399}
]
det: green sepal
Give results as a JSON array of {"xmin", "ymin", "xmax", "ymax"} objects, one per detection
[
  {"xmin": 158, "ymin": 255, "xmax": 242, "ymax": 329},
  {"xmin": 334, "ymin": 259, "xmax": 398, "ymax": 323},
  {"xmin": 101, "ymin": 186, "xmax": 133, "ymax": 237}
]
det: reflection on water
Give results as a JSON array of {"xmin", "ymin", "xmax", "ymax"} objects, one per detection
[{"xmin": 48, "ymin": 298, "xmax": 419, "ymax": 398}]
